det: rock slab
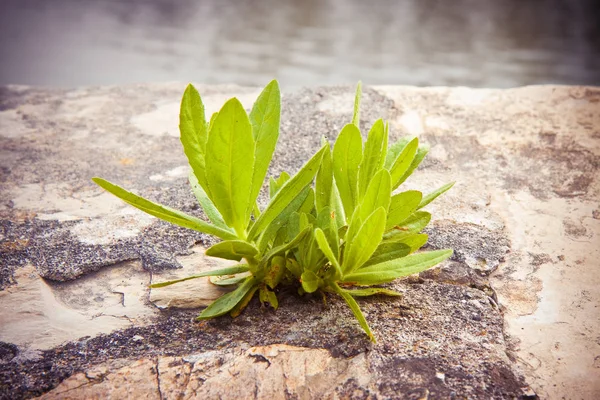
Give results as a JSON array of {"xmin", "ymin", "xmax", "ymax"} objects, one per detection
[{"xmin": 1, "ymin": 83, "xmax": 599, "ymax": 399}]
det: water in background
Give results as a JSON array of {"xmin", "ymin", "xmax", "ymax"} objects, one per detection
[{"xmin": 1, "ymin": 0, "xmax": 599, "ymax": 88}]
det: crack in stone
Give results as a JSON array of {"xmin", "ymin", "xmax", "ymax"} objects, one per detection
[
  {"xmin": 110, "ymin": 290, "xmax": 126, "ymax": 307},
  {"xmin": 155, "ymin": 357, "xmax": 164, "ymax": 400},
  {"xmin": 248, "ymin": 353, "xmax": 271, "ymax": 368}
]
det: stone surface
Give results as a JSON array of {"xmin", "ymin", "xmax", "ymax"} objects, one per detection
[{"xmin": 0, "ymin": 83, "xmax": 599, "ymax": 399}]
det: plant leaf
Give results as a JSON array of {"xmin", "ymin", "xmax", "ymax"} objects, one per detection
[
  {"xmin": 150, "ymin": 264, "xmax": 250, "ymax": 288},
  {"xmin": 332, "ymin": 124, "xmax": 363, "ymax": 219},
  {"xmin": 179, "ymin": 84, "xmax": 209, "ymax": 194},
  {"xmin": 342, "ymin": 207, "xmax": 387, "ymax": 274},
  {"xmin": 264, "ymin": 256, "xmax": 286, "ymax": 289},
  {"xmin": 269, "ymin": 172, "xmax": 290, "ymax": 198},
  {"xmin": 316, "ymin": 206, "xmax": 339, "ymax": 259},
  {"xmin": 249, "ymin": 80, "xmax": 281, "ymax": 209},
  {"xmin": 247, "ymin": 145, "xmax": 326, "ymax": 241},
  {"xmin": 205, "ymin": 240, "xmax": 259, "ymax": 261},
  {"xmin": 400, "ymin": 233, "xmax": 429, "ymax": 253},
  {"xmin": 257, "ymin": 186, "xmax": 310, "ymax": 254},
  {"xmin": 333, "ymin": 283, "xmax": 375, "ymax": 342},
  {"xmin": 314, "ymin": 228, "xmax": 342, "ymax": 280},
  {"xmin": 384, "ymin": 137, "xmax": 410, "ymax": 169},
  {"xmin": 285, "ymin": 258, "xmax": 302, "ymax": 278},
  {"xmin": 259, "ymin": 286, "xmax": 279, "ymax": 309},
  {"xmin": 343, "ymin": 249, "xmax": 453, "ymax": 285},
  {"xmin": 299, "ymin": 187, "xmax": 315, "ymax": 215},
  {"xmin": 361, "ymin": 242, "xmax": 411, "ymax": 269},
  {"xmin": 229, "ymin": 282, "xmax": 259, "ymax": 318},
  {"xmin": 210, "ymin": 273, "xmax": 249, "ymax": 286},
  {"xmin": 385, "ymin": 190, "xmax": 423, "ymax": 231},
  {"xmin": 206, "ymin": 97, "xmax": 255, "ymax": 237},
  {"xmin": 358, "ymin": 119, "xmax": 386, "ymax": 199},
  {"xmin": 315, "ymin": 142, "xmax": 333, "ymax": 211},
  {"xmin": 397, "ymin": 144, "xmax": 429, "ymax": 186},
  {"xmin": 189, "ymin": 170, "xmax": 228, "ymax": 229},
  {"xmin": 358, "ymin": 169, "xmax": 391, "ymax": 221},
  {"xmin": 197, "ymin": 277, "xmax": 257, "ymax": 319},
  {"xmin": 342, "ymin": 288, "xmax": 403, "ymax": 297},
  {"xmin": 331, "ymin": 183, "xmax": 347, "ymax": 229},
  {"xmin": 418, "ymin": 182, "xmax": 455, "ymax": 209},
  {"xmin": 388, "ymin": 137, "xmax": 419, "ymax": 190},
  {"xmin": 383, "ymin": 211, "xmax": 431, "ymax": 242},
  {"xmin": 352, "ymin": 81, "xmax": 362, "ymax": 127},
  {"xmin": 301, "ymin": 270, "xmax": 320, "ymax": 293},
  {"xmin": 92, "ymin": 178, "xmax": 237, "ymax": 240},
  {"xmin": 258, "ymin": 226, "xmax": 311, "ymax": 272}
]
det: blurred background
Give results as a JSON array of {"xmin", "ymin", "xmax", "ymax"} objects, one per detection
[{"xmin": 0, "ymin": 0, "xmax": 599, "ymax": 88}]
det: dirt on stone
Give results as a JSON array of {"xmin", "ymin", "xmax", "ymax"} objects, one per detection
[{"xmin": 0, "ymin": 280, "xmax": 528, "ymax": 399}]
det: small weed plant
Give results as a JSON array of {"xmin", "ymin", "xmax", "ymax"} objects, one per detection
[{"xmin": 93, "ymin": 81, "xmax": 454, "ymax": 341}]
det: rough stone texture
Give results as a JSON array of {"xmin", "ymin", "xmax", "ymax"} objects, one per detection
[
  {"xmin": 1, "ymin": 83, "xmax": 599, "ymax": 399},
  {"xmin": 5, "ymin": 281, "xmax": 524, "ymax": 399}
]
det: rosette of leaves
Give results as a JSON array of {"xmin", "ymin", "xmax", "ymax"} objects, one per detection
[{"xmin": 93, "ymin": 81, "xmax": 453, "ymax": 341}]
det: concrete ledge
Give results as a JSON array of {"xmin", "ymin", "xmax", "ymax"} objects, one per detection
[{"xmin": 1, "ymin": 83, "xmax": 599, "ymax": 399}]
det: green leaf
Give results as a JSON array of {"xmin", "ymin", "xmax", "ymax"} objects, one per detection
[
  {"xmin": 383, "ymin": 211, "xmax": 431, "ymax": 241},
  {"xmin": 358, "ymin": 119, "xmax": 386, "ymax": 199},
  {"xmin": 342, "ymin": 207, "xmax": 387, "ymax": 274},
  {"xmin": 205, "ymin": 240, "xmax": 259, "ymax": 261},
  {"xmin": 358, "ymin": 169, "xmax": 391, "ymax": 221},
  {"xmin": 208, "ymin": 112, "xmax": 218, "ymax": 132},
  {"xmin": 386, "ymin": 190, "xmax": 423, "ymax": 231},
  {"xmin": 397, "ymin": 144, "xmax": 429, "ymax": 185},
  {"xmin": 259, "ymin": 286, "xmax": 279, "ymax": 309},
  {"xmin": 418, "ymin": 182, "xmax": 455, "ymax": 209},
  {"xmin": 206, "ymin": 98, "xmax": 255, "ymax": 237},
  {"xmin": 299, "ymin": 187, "xmax": 315, "ymax": 215},
  {"xmin": 285, "ymin": 258, "xmax": 302, "ymax": 278},
  {"xmin": 150, "ymin": 264, "xmax": 250, "ymax": 288},
  {"xmin": 257, "ymin": 186, "xmax": 311, "ymax": 253},
  {"xmin": 400, "ymin": 233, "xmax": 429, "ymax": 253},
  {"xmin": 342, "ymin": 288, "xmax": 403, "ymax": 297},
  {"xmin": 189, "ymin": 170, "xmax": 228, "ymax": 229},
  {"xmin": 315, "ymin": 143, "xmax": 333, "ymax": 211},
  {"xmin": 179, "ymin": 84, "xmax": 209, "ymax": 194},
  {"xmin": 209, "ymin": 274, "xmax": 249, "ymax": 286},
  {"xmin": 316, "ymin": 206, "xmax": 339, "ymax": 259},
  {"xmin": 388, "ymin": 137, "xmax": 419, "ymax": 189},
  {"xmin": 333, "ymin": 283, "xmax": 375, "ymax": 342},
  {"xmin": 331, "ymin": 183, "xmax": 347, "ymax": 229},
  {"xmin": 269, "ymin": 172, "xmax": 290, "ymax": 198},
  {"xmin": 332, "ymin": 124, "xmax": 363, "ymax": 219},
  {"xmin": 304, "ymin": 229, "xmax": 324, "ymax": 273},
  {"xmin": 301, "ymin": 270, "xmax": 321, "ymax": 293},
  {"xmin": 264, "ymin": 256, "xmax": 286, "ymax": 289},
  {"xmin": 344, "ymin": 211, "xmax": 362, "ymax": 251},
  {"xmin": 361, "ymin": 242, "xmax": 411, "ymax": 269},
  {"xmin": 257, "ymin": 226, "xmax": 311, "ymax": 272},
  {"xmin": 385, "ymin": 137, "xmax": 410, "ymax": 169},
  {"xmin": 92, "ymin": 178, "xmax": 237, "ymax": 241},
  {"xmin": 314, "ymin": 228, "xmax": 342, "ymax": 280},
  {"xmin": 343, "ymin": 249, "xmax": 453, "ymax": 285},
  {"xmin": 352, "ymin": 81, "xmax": 362, "ymax": 127},
  {"xmin": 249, "ymin": 80, "xmax": 281, "ymax": 208},
  {"xmin": 197, "ymin": 277, "xmax": 257, "ymax": 319},
  {"xmin": 230, "ymin": 282, "xmax": 260, "ymax": 318},
  {"xmin": 248, "ymin": 145, "xmax": 326, "ymax": 242}
]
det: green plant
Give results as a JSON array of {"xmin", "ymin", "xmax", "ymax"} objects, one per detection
[{"xmin": 93, "ymin": 80, "xmax": 454, "ymax": 341}]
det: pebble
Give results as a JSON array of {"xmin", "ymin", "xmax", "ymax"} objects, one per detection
[{"xmin": 435, "ymin": 371, "xmax": 446, "ymax": 383}]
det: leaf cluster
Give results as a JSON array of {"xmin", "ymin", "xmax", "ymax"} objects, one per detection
[{"xmin": 93, "ymin": 81, "xmax": 454, "ymax": 341}]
